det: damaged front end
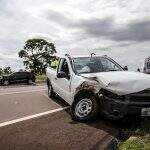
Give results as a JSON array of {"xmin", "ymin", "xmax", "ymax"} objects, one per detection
[
  {"xmin": 98, "ymin": 88, "xmax": 150, "ymax": 120},
  {"xmin": 75, "ymin": 79, "xmax": 100, "ymax": 94},
  {"xmin": 74, "ymin": 72, "xmax": 150, "ymax": 120}
]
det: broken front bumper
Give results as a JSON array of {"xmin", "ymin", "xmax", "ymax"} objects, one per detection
[{"xmin": 100, "ymin": 89, "xmax": 150, "ymax": 119}]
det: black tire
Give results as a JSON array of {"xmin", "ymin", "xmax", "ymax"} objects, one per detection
[
  {"xmin": 71, "ymin": 94, "xmax": 99, "ymax": 122},
  {"xmin": 47, "ymin": 81, "xmax": 55, "ymax": 98},
  {"xmin": 27, "ymin": 79, "xmax": 33, "ymax": 85}
]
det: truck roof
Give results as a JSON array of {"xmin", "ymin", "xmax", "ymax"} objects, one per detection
[{"xmin": 55, "ymin": 53, "xmax": 108, "ymax": 59}]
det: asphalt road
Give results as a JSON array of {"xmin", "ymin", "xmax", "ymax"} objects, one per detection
[
  {"xmin": 0, "ymin": 85, "xmax": 62, "ymax": 123},
  {"xmin": 0, "ymin": 84, "xmax": 119, "ymax": 150}
]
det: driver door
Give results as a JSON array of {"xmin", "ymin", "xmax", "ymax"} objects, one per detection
[
  {"xmin": 9, "ymin": 72, "xmax": 21, "ymax": 83},
  {"xmin": 55, "ymin": 58, "xmax": 71, "ymax": 103}
]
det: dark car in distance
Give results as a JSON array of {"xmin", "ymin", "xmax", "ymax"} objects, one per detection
[{"xmin": 1, "ymin": 71, "xmax": 35, "ymax": 86}]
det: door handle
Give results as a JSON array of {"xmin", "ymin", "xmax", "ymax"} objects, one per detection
[{"xmin": 55, "ymin": 77, "xmax": 57, "ymax": 80}]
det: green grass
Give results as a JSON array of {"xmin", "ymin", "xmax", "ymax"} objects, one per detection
[
  {"xmin": 119, "ymin": 119, "xmax": 150, "ymax": 150},
  {"xmin": 36, "ymin": 74, "xmax": 47, "ymax": 83},
  {"xmin": 119, "ymin": 137, "xmax": 150, "ymax": 150}
]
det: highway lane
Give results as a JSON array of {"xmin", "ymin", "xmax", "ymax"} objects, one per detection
[
  {"xmin": 0, "ymin": 84, "xmax": 46, "ymax": 94},
  {"xmin": 0, "ymin": 110, "xmax": 118, "ymax": 150},
  {"xmin": 0, "ymin": 85, "xmax": 64, "ymax": 123},
  {"xmin": 0, "ymin": 85, "xmax": 120, "ymax": 149}
]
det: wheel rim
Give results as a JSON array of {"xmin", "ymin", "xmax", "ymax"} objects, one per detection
[
  {"xmin": 4, "ymin": 80, "xmax": 8, "ymax": 85},
  {"xmin": 48, "ymin": 85, "xmax": 51, "ymax": 96},
  {"xmin": 75, "ymin": 98, "xmax": 93, "ymax": 118}
]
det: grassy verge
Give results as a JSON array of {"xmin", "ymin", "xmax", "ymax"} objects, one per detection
[
  {"xmin": 119, "ymin": 119, "xmax": 150, "ymax": 150},
  {"xmin": 119, "ymin": 136, "xmax": 150, "ymax": 150},
  {"xmin": 36, "ymin": 74, "xmax": 47, "ymax": 83}
]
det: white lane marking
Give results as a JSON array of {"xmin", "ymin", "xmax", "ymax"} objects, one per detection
[
  {"xmin": 0, "ymin": 89, "xmax": 46, "ymax": 96},
  {"xmin": 0, "ymin": 107, "xmax": 69, "ymax": 128}
]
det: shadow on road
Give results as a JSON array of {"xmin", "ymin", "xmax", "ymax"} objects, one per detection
[
  {"xmin": 50, "ymin": 95, "xmax": 147, "ymax": 149},
  {"xmin": 0, "ymin": 92, "xmax": 148, "ymax": 150},
  {"xmin": 52, "ymin": 95, "xmax": 145, "ymax": 132},
  {"xmin": 52, "ymin": 95, "xmax": 143, "ymax": 133},
  {"xmin": 50, "ymin": 95, "xmax": 70, "ymax": 108}
]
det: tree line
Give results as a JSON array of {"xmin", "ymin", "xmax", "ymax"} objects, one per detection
[{"xmin": 0, "ymin": 67, "xmax": 13, "ymax": 75}]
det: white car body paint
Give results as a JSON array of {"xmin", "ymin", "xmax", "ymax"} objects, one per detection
[
  {"xmin": 46, "ymin": 55, "xmax": 150, "ymax": 105},
  {"xmin": 81, "ymin": 71, "xmax": 150, "ymax": 95}
]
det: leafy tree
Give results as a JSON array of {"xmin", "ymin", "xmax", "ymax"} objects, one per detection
[
  {"xmin": 18, "ymin": 38, "xmax": 56, "ymax": 74},
  {"xmin": 3, "ymin": 66, "xmax": 12, "ymax": 75}
]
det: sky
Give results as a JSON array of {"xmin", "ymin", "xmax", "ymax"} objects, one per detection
[{"xmin": 0, "ymin": 0, "xmax": 150, "ymax": 71}]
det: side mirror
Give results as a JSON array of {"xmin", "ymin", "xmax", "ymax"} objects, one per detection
[
  {"xmin": 57, "ymin": 71, "xmax": 67, "ymax": 78},
  {"xmin": 123, "ymin": 66, "xmax": 128, "ymax": 71}
]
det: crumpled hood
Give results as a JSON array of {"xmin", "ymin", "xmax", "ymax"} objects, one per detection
[{"xmin": 81, "ymin": 71, "xmax": 150, "ymax": 95}]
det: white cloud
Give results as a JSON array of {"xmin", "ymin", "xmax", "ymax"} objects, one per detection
[{"xmin": 0, "ymin": 0, "xmax": 150, "ymax": 71}]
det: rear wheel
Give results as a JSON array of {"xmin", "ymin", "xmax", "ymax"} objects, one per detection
[
  {"xmin": 47, "ymin": 82, "xmax": 55, "ymax": 98},
  {"xmin": 3, "ymin": 80, "xmax": 9, "ymax": 86},
  {"xmin": 28, "ymin": 79, "xmax": 33, "ymax": 85},
  {"xmin": 71, "ymin": 94, "xmax": 99, "ymax": 122}
]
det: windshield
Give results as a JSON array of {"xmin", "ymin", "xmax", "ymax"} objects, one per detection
[{"xmin": 73, "ymin": 57, "xmax": 123, "ymax": 74}]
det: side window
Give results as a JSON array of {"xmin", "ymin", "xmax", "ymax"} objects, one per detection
[
  {"xmin": 19, "ymin": 72, "xmax": 24, "ymax": 78},
  {"xmin": 17, "ymin": 72, "xmax": 23, "ymax": 78},
  {"xmin": 10, "ymin": 72, "xmax": 20, "ymax": 78},
  {"xmin": 58, "ymin": 59, "xmax": 70, "ymax": 75},
  {"xmin": 22, "ymin": 72, "xmax": 29, "ymax": 78},
  {"xmin": 147, "ymin": 62, "xmax": 150, "ymax": 69}
]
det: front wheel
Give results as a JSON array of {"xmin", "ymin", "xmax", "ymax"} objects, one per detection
[{"xmin": 71, "ymin": 94, "xmax": 99, "ymax": 122}]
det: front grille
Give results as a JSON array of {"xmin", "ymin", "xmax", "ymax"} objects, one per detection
[
  {"xmin": 129, "ymin": 89, "xmax": 150, "ymax": 102},
  {"xmin": 130, "ymin": 96, "xmax": 150, "ymax": 102}
]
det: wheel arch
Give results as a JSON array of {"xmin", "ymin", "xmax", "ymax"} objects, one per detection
[
  {"xmin": 71, "ymin": 89, "xmax": 100, "ymax": 121},
  {"xmin": 73, "ymin": 89, "xmax": 99, "ymax": 104}
]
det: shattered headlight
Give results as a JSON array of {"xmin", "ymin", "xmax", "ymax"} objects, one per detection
[{"xmin": 99, "ymin": 89, "xmax": 125, "ymax": 100}]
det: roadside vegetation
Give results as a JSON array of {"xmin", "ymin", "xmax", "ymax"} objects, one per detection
[
  {"xmin": 0, "ymin": 38, "xmax": 56, "ymax": 84},
  {"xmin": 119, "ymin": 137, "xmax": 150, "ymax": 150},
  {"xmin": 0, "ymin": 66, "xmax": 13, "ymax": 76},
  {"xmin": 36, "ymin": 74, "xmax": 47, "ymax": 83},
  {"xmin": 119, "ymin": 119, "xmax": 150, "ymax": 150}
]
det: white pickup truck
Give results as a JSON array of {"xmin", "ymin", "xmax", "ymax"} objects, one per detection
[{"xmin": 46, "ymin": 54, "xmax": 150, "ymax": 121}]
